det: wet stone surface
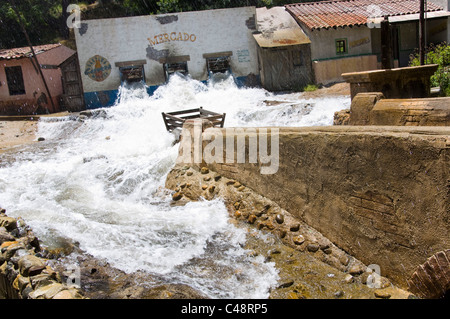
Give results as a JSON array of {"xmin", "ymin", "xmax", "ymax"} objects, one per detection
[{"xmin": 164, "ymin": 165, "xmax": 413, "ymax": 299}]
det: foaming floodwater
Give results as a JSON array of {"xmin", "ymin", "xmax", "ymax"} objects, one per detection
[{"xmin": 0, "ymin": 74, "xmax": 349, "ymax": 298}]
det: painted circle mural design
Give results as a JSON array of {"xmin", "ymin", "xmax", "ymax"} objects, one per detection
[{"xmin": 85, "ymin": 55, "xmax": 112, "ymax": 82}]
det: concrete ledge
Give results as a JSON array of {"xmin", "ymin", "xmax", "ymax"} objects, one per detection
[
  {"xmin": 342, "ymin": 65, "xmax": 439, "ymax": 100},
  {"xmin": 0, "ymin": 112, "xmax": 71, "ymax": 122},
  {"xmin": 347, "ymin": 93, "xmax": 450, "ymax": 126}
]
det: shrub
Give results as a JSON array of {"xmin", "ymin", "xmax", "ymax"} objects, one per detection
[
  {"xmin": 303, "ymin": 84, "xmax": 319, "ymax": 92},
  {"xmin": 409, "ymin": 42, "xmax": 450, "ymax": 96}
]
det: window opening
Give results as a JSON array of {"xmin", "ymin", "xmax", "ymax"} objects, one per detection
[
  {"xmin": 164, "ymin": 61, "xmax": 189, "ymax": 80},
  {"xmin": 119, "ymin": 66, "xmax": 145, "ymax": 84},
  {"xmin": 5, "ymin": 66, "xmax": 25, "ymax": 96},
  {"xmin": 206, "ymin": 56, "xmax": 231, "ymax": 74},
  {"xmin": 335, "ymin": 39, "xmax": 348, "ymax": 55}
]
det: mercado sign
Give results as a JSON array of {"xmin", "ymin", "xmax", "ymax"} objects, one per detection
[{"xmin": 148, "ymin": 32, "xmax": 197, "ymax": 46}]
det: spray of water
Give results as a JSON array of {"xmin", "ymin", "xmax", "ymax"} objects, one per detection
[{"xmin": 0, "ymin": 74, "xmax": 349, "ymax": 298}]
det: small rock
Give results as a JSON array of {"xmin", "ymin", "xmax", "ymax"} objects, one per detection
[
  {"xmin": 343, "ymin": 274, "xmax": 354, "ymax": 284},
  {"xmin": 278, "ymin": 280, "xmax": 294, "ymax": 289},
  {"xmin": 29, "ymin": 282, "xmax": 65, "ymax": 299},
  {"xmin": 374, "ymin": 289, "xmax": 391, "ymax": 299},
  {"xmin": 234, "ymin": 211, "xmax": 242, "ymax": 218},
  {"xmin": 237, "ymin": 186, "xmax": 245, "ymax": 192},
  {"xmin": 318, "ymin": 239, "xmax": 331, "ymax": 250},
  {"xmin": 200, "ymin": 167, "xmax": 209, "ymax": 174},
  {"xmin": 186, "ymin": 171, "xmax": 193, "ymax": 176},
  {"xmin": 293, "ymin": 235, "xmax": 305, "ymax": 245},
  {"xmin": 0, "ymin": 229, "xmax": 15, "ymax": 244},
  {"xmin": 306, "ymin": 243, "xmax": 320, "ymax": 252},
  {"xmin": 16, "ymin": 274, "xmax": 30, "ymax": 293},
  {"xmin": 290, "ymin": 224, "xmax": 300, "ymax": 232},
  {"xmin": 28, "ymin": 265, "xmax": 46, "ymax": 277},
  {"xmin": 37, "ymin": 137, "xmax": 45, "ymax": 142},
  {"xmin": 278, "ymin": 230, "xmax": 287, "ymax": 239},
  {"xmin": 248, "ymin": 215, "xmax": 257, "ymax": 224},
  {"xmin": 348, "ymin": 263, "xmax": 366, "ymax": 276},
  {"xmin": 203, "ymin": 176, "xmax": 211, "ymax": 181},
  {"xmin": 339, "ymin": 254, "xmax": 350, "ymax": 266},
  {"xmin": 275, "ymin": 214, "xmax": 284, "ymax": 224},
  {"xmin": 201, "ymin": 185, "xmax": 208, "ymax": 190},
  {"xmin": 214, "ymin": 175, "xmax": 222, "ymax": 181},
  {"xmin": 208, "ymin": 185, "xmax": 215, "ymax": 193},
  {"xmin": 269, "ymin": 249, "xmax": 281, "ymax": 255},
  {"xmin": 18, "ymin": 255, "xmax": 45, "ymax": 277},
  {"xmin": 29, "ymin": 273, "xmax": 54, "ymax": 290},
  {"xmin": 53, "ymin": 288, "xmax": 83, "ymax": 299},
  {"xmin": 265, "ymin": 221, "xmax": 275, "ymax": 230},
  {"xmin": 233, "ymin": 182, "xmax": 242, "ymax": 188},
  {"xmin": 0, "ymin": 217, "xmax": 17, "ymax": 231},
  {"xmin": 172, "ymin": 192, "xmax": 183, "ymax": 201},
  {"xmin": 287, "ymin": 292, "xmax": 299, "ymax": 299}
]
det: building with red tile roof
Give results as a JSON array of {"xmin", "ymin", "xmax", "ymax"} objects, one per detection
[
  {"xmin": 0, "ymin": 44, "xmax": 84, "ymax": 115},
  {"xmin": 283, "ymin": 0, "xmax": 450, "ymax": 85},
  {"xmin": 286, "ymin": 0, "xmax": 444, "ymax": 30}
]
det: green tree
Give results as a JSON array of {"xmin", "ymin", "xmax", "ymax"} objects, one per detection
[
  {"xmin": 409, "ymin": 42, "xmax": 450, "ymax": 96},
  {"xmin": 0, "ymin": 0, "xmax": 64, "ymax": 49},
  {"xmin": 156, "ymin": 0, "xmax": 273, "ymax": 13}
]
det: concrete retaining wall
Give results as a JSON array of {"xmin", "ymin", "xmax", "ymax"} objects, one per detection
[{"xmin": 175, "ymin": 121, "xmax": 449, "ymax": 292}]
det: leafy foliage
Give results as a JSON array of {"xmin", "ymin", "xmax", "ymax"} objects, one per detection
[
  {"xmin": 0, "ymin": 0, "xmax": 64, "ymax": 48},
  {"xmin": 409, "ymin": 42, "xmax": 450, "ymax": 96}
]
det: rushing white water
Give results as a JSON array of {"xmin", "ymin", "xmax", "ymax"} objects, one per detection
[{"xmin": 0, "ymin": 74, "xmax": 349, "ymax": 298}]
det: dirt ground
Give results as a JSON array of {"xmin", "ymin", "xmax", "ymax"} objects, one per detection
[
  {"xmin": 300, "ymin": 82, "xmax": 350, "ymax": 99},
  {"xmin": 0, "ymin": 120, "xmax": 38, "ymax": 154}
]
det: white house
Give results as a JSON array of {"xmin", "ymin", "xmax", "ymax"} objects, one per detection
[{"xmin": 74, "ymin": 7, "xmax": 260, "ymax": 109}]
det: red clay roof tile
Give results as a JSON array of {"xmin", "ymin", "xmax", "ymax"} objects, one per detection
[
  {"xmin": 286, "ymin": 0, "xmax": 444, "ymax": 30},
  {"xmin": 0, "ymin": 43, "xmax": 61, "ymax": 60}
]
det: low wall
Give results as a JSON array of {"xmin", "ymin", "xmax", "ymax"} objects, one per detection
[
  {"xmin": 313, "ymin": 55, "xmax": 378, "ymax": 86},
  {"xmin": 342, "ymin": 65, "xmax": 439, "ymax": 100},
  {"xmin": 347, "ymin": 93, "xmax": 450, "ymax": 126},
  {"xmin": 0, "ymin": 209, "xmax": 85, "ymax": 299},
  {"xmin": 173, "ymin": 121, "xmax": 449, "ymax": 295}
]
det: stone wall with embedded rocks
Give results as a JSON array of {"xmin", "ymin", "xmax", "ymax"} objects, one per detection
[
  {"xmin": 165, "ymin": 165, "xmax": 412, "ymax": 299},
  {"xmin": 0, "ymin": 208, "xmax": 85, "ymax": 299},
  {"xmin": 168, "ymin": 120, "xmax": 449, "ymax": 297}
]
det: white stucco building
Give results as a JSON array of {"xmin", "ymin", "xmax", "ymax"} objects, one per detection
[{"xmin": 74, "ymin": 7, "xmax": 259, "ymax": 109}]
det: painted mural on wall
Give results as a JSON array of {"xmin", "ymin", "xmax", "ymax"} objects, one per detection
[{"xmin": 84, "ymin": 55, "xmax": 112, "ymax": 82}]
